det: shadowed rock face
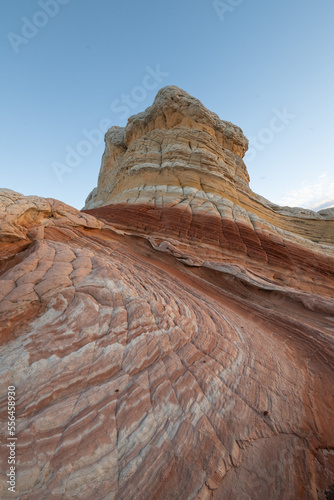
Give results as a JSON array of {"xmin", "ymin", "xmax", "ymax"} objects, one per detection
[{"xmin": 1, "ymin": 88, "xmax": 334, "ymax": 500}]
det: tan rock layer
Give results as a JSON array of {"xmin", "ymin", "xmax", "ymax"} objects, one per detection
[{"xmin": 83, "ymin": 86, "xmax": 334, "ymax": 245}]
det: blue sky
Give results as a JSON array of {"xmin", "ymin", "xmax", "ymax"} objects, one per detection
[{"xmin": 1, "ymin": 0, "xmax": 334, "ymax": 210}]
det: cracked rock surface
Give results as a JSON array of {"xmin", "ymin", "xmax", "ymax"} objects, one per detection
[{"xmin": 1, "ymin": 88, "xmax": 334, "ymax": 499}]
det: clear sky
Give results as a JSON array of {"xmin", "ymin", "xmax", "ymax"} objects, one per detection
[{"xmin": 1, "ymin": 0, "xmax": 334, "ymax": 210}]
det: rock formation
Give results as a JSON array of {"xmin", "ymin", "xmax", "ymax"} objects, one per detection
[{"xmin": 1, "ymin": 87, "xmax": 334, "ymax": 499}]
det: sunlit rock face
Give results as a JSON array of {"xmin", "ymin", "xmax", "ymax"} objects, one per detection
[
  {"xmin": 1, "ymin": 88, "xmax": 334, "ymax": 500},
  {"xmin": 83, "ymin": 85, "xmax": 334, "ymax": 245}
]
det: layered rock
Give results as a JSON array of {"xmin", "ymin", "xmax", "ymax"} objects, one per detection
[
  {"xmin": 1, "ymin": 88, "xmax": 334, "ymax": 500},
  {"xmin": 83, "ymin": 86, "xmax": 334, "ymax": 245}
]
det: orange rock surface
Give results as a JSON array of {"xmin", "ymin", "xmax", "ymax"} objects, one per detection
[{"xmin": 1, "ymin": 88, "xmax": 334, "ymax": 499}]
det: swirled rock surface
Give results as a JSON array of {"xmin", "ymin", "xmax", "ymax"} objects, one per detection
[{"xmin": 1, "ymin": 87, "xmax": 334, "ymax": 500}]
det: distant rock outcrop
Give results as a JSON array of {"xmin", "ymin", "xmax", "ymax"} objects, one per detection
[{"xmin": 1, "ymin": 88, "xmax": 334, "ymax": 499}]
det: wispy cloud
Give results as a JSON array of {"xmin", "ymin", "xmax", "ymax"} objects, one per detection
[{"xmin": 279, "ymin": 172, "xmax": 334, "ymax": 211}]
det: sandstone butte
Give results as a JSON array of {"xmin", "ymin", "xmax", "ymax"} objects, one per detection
[{"xmin": 1, "ymin": 86, "xmax": 334, "ymax": 500}]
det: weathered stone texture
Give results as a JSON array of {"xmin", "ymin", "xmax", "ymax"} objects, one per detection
[{"xmin": 1, "ymin": 88, "xmax": 334, "ymax": 499}]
